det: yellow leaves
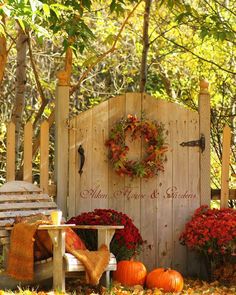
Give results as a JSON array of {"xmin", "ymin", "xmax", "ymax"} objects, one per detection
[
  {"xmin": 103, "ymin": 279, "xmax": 236, "ymax": 295},
  {"xmin": 0, "ymin": 279, "xmax": 235, "ymax": 295}
]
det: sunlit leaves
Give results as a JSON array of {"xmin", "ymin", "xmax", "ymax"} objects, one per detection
[
  {"xmin": 172, "ymin": 0, "xmax": 236, "ymax": 43},
  {"xmin": 42, "ymin": 3, "xmax": 50, "ymax": 17},
  {"xmin": 0, "ymin": 0, "xmax": 140, "ymax": 53}
]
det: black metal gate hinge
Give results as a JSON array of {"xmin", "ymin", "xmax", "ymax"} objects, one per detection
[{"xmin": 180, "ymin": 134, "xmax": 205, "ymax": 153}]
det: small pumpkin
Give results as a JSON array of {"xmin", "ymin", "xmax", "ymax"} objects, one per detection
[
  {"xmin": 146, "ymin": 268, "xmax": 184, "ymax": 292},
  {"xmin": 113, "ymin": 260, "xmax": 147, "ymax": 286}
]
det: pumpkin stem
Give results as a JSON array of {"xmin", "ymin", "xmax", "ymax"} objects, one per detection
[{"xmin": 130, "ymin": 251, "xmax": 137, "ymax": 261}]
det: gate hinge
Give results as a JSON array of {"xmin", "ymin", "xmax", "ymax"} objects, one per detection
[{"xmin": 180, "ymin": 134, "xmax": 205, "ymax": 153}]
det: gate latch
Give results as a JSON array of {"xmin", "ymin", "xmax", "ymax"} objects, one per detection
[
  {"xmin": 78, "ymin": 145, "xmax": 85, "ymax": 175},
  {"xmin": 180, "ymin": 134, "xmax": 205, "ymax": 153}
]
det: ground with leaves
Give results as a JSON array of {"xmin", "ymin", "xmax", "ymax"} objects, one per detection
[
  {"xmin": 2, "ymin": 279, "xmax": 235, "ymax": 295},
  {"xmin": 105, "ymin": 280, "xmax": 236, "ymax": 295}
]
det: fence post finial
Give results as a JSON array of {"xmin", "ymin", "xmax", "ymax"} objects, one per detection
[{"xmin": 199, "ymin": 79, "xmax": 209, "ymax": 94}]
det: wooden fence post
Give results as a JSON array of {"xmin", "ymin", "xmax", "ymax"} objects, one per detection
[
  {"xmin": 40, "ymin": 120, "xmax": 49, "ymax": 194},
  {"xmin": 23, "ymin": 121, "xmax": 33, "ymax": 182},
  {"xmin": 220, "ymin": 125, "xmax": 231, "ymax": 208},
  {"xmin": 6, "ymin": 122, "xmax": 15, "ymax": 181},
  {"xmin": 199, "ymin": 80, "xmax": 211, "ymax": 205},
  {"xmin": 55, "ymin": 86, "xmax": 69, "ymax": 217}
]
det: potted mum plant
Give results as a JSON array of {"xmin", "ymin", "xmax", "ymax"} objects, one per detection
[
  {"xmin": 180, "ymin": 205, "xmax": 236, "ymax": 284},
  {"xmin": 67, "ymin": 209, "xmax": 143, "ymax": 261}
]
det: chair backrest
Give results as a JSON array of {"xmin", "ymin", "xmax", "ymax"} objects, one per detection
[{"xmin": 0, "ymin": 181, "xmax": 57, "ymax": 245}]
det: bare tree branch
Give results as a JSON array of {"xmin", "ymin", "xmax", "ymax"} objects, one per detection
[
  {"xmin": 162, "ymin": 35, "xmax": 236, "ymax": 75},
  {"xmin": 27, "ymin": 32, "xmax": 49, "ymax": 129}
]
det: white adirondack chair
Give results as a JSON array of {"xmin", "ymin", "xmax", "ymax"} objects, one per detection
[{"xmin": 0, "ymin": 181, "xmax": 122, "ymax": 291}]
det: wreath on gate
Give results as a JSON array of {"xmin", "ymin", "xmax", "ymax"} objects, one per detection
[{"xmin": 105, "ymin": 114, "xmax": 168, "ymax": 179}]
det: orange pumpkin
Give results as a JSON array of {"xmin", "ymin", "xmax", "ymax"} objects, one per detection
[
  {"xmin": 146, "ymin": 268, "xmax": 184, "ymax": 292},
  {"xmin": 113, "ymin": 260, "xmax": 147, "ymax": 286}
]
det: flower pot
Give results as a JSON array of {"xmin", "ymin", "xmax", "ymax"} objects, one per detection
[
  {"xmin": 203, "ymin": 254, "xmax": 236, "ymax": 285},
  {"xmin": 211, "ymin": 257, "xmax": 236, "ymax": 285}
]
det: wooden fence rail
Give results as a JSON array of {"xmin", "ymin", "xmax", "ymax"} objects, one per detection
[
  {"xmin": 211, "ymin": 189, "xmax": 236, "ymax": 200},
  {"xmin": 6, "ymin": 120, "xmax": 50, "ymax": 194}
]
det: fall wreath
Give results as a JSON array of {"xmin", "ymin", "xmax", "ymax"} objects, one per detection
[{"xmin": 106, "ymin": 114, "xmax": 167, "ymax": 178}]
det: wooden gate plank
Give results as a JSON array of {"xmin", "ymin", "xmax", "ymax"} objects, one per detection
[
  {"xmin": 187, "ymin": 110, "xmax": 201, "ymax": 276},
  {"xmin": 75, "ymin": 109, "xmax": 93, "ymax": 214},
  {"xmin": 199, "ymin": 81, "xmax": 211, "ymax": 205},
  {"xmin": 156, "ymin": 99, "xmax": 174, "ymax": 270},
  {"xmin": 172, "ymin": 105, "xmax": 191, "ymax": 275},
  {"xmin": 108, "ymin": 95, "xmax": 126, "ymax": 212},
  {"xmin": 91, "ymin": 101, "xmax": 109, "ymax": 210},
  {"xmin": 141, "ymin": 94, "xmax": 160, "ymax": 271},
  {"xmin": 124, "ymin": 93, "xmax": 142, "ymax": 228}
]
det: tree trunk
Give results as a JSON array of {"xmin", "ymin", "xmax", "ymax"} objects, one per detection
[
  {"xmin": 0, "ymin": 15, "xmax": 7, "ymax": 86},
  {"xmin": 139, "ymin": 0, "xmax": 152, "ymax": 93},
  {"xmin": 11, "ymin": 24, "xmax": 28, "ymax": 176}
]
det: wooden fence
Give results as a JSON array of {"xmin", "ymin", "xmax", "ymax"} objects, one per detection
[
  {"xmin": 220, "ymin": 125, "xmax": 232, "ymax": 208},
  {"xmin": 6, "ymin": 120, "xmax": 52, "ymax": 194}
]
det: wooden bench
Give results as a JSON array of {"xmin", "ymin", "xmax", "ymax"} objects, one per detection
[{"xmin": 0, "ymin": 181, "xmax": 122, "ymax": 291}]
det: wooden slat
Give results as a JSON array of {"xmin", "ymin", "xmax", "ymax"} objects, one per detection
[
  {"xmin": 187, "ymin": 109, "xmax": 201, "ymax": 276},
  {"xmin": 6, "ymin": 122, "xmax": 15, "ymax": 181},
  {"xmin": 75, "ymin": 109, "xmax": 93, "ymax": 214},
  {"xmin": 23, "ymin": 121, "xmax": 33, "ymax": 182},
  {"xmin": 156, "ymin": 99, "xmax": 173, "ymax": 270},
  {"xmin": 108, "ymin": 95, "xmax": 126, "ymax": 213},
  {"xmin": 140, "ymin": 93, "xmax": 159, "ymax": 271},
  {"xmin": 0, "ymin": 194, "xmax": 53, "ymax": 202},
  {"xmin": 220, "ymin": 125, "xmax": 231, "ymax": 208},
  {"xmin": 68, "ymin": 117, "xmax": 77, "ymax": 218},
  {"xmin": 0, "ymin": 219, "xmax": 15, "ymax": 226},
  {"xmin": 199, "ymin": 80, "xmax": 211, "ymax": 205},
  {"xmin": 0, "ymin": 209, "xmax": 55, "ymax": 219},
  {"xmin": 0, "ymin": 229, "xmax": 8, "ymax": 237},
  {"xmin": 55, "ymin": 85, "xmax": 70, "ymax": 216},
  {"xmin": 0, "ymin": 201, "xmax": 57, "ymax": 211},
  {"xmin": 64, "ymin": 253, "xmax": 116, "ymax": 272},
  {"xmin": 124, "ymin": 93, "xmax": 141, "ymax": 227},
  {"xmin": 40, "ymin": 120, "xmax": 49, "ymax": 194},
  {"xmin": 172, "ymin": 105, "xmax": 189, "ymax": 275},
  {"xmin": 0, "ymin": 180, "xmax": 42, "ymax": 193},
  {"xmin": 91, "ymin": 101, "xmax": 109, "ymax": 210}
]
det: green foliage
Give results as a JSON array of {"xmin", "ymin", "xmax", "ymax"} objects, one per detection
[{"xmin": 0, "ymin": 0, "xmax": 141, "ymax": 53}]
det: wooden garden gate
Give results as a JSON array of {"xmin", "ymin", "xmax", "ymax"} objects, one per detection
[{"xmin": 67, "ymin": 85, "xmax": 210, "ymax": 276}]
